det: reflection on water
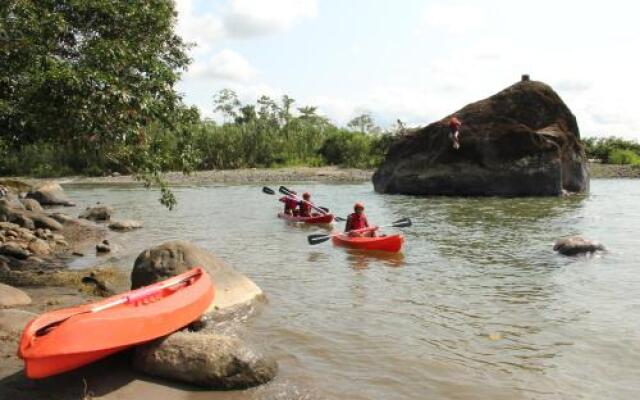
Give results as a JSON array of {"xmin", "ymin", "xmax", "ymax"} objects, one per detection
[
  {"xmin": 344, "ymin": 250, "xmax": 406, "ymax": 270},
  {"xmin": 60, "ymin": 180, "xmax": 640, "ymax": 400}
]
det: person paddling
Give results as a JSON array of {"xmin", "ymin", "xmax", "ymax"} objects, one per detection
[
  {"xmin": 298, "ymin": 192, "xmax": 313, "ymax": 217},
  {"xmin": 345, "ymin": 202, "xmax": 378, "ymax": 237},
  {"xmin": 448, "ymin": 115, "xmax": 462, "ymax": 150},
  {"xmin": 279, "ymin": 190, "xmax": 299, "ymax": 215}
]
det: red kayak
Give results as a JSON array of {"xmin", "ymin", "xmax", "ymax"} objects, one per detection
[
  {"xmin": 332, "ymin": 232, "xmax": 404, "ymax": 253},
  {"xmin": 18, "ymin": 267, "xmax": 214, "ymax": 379},
  {"xmin": 278, "ymin": 212, "xmax": 334, "ymax": 224}
]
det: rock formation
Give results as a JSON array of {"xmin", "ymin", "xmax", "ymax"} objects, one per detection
[
  {"xmin": 131, "ymin": 240, "xmax": 264, "ymax": 313},
  {"xmin": 373, "ymin": 79, "xmax": 589, "ymax": 196}
]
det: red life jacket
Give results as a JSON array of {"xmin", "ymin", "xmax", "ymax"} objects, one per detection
[
  {"xmin": 347, "ymin": 212, "xmax": 368, "ymax": 231},
  {"xmin": 280, "ymin": 196, "xmax": 299, "ymax": 211},
  {"xmin": 299, "ymin": 201, "xmax": 312, "ymax": 217}
]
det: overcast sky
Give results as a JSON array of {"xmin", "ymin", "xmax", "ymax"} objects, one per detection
[{"xmin": 175, "ymin": 0, "xmax": 640, "ymax": 139}]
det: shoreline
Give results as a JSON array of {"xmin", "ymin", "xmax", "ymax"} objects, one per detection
[{"xmin": 5, "ymin": 163, "xmax": 638, "ymax": 187}]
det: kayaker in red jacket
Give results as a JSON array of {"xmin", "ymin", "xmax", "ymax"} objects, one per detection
[
  {"xmin": 299, "ymin": 192, "xmax": 313, "ymax": 217},
  {"xmin": 345, "ymin": 202, "xmax": 377, "ymax": 237},
  {"xmin": 279, "ymin": 191, "xmax": 299, "ymax": 215},
  {"xmin": 448, "ymin": 115, "xmax": 462, "ymax": 150}
]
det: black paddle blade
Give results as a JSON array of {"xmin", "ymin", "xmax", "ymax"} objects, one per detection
[
  {"xmin": 391, "ymin": 218, "xmax": 412, "ymax": 228},
  {"xmin": 262, "ymin": 186, "xmax": 275, "ymax": 195},
  {"xmin": 307, "ymin": 234, "xmax": 332, "ymax": 245},
  {"xmin": 279, "ymin": 186, "xmax": 292, "ymax": 195},
  {"xmin": 334, "ymin": 216, "xmax": 346, "ymax": 222},
  {"xmin": 319, "ymin": 206, "xmax": 330, "ymax": 212}
]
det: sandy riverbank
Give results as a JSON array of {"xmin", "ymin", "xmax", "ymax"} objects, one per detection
[
  {"xmin": 60, "ymin": 166, "xmax": 375, "ymax": 186},
  {"xmin": 17, "ymin": 164, "xmax": 639, "ymax": 188}
]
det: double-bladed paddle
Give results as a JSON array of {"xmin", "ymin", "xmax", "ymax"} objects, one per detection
[
  {"xmin": 278, "ymin": 186, "xmax": 346, "ymax": 222},
  {"xmin": 262, "ymin": 186, "xmax": 345, "ymax": 222},
  {"xmin": 34, "ymin": 268, "xmax": 204, "ymax": 337},
  {"xmin": 307, "ymin": 217, "xmax": 412, "ymax": 245}
]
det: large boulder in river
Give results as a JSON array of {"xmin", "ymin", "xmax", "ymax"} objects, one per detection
[
  {"xmin": 26, "ymin": 182, "xmax": 75, "ymax": 207},
  {"xmin": 373, "ymin": 79, "xmax": 589, "ymax": 196},
  {"xmin": 133, "ymin": 331, "xmax": 277, "ymax": 389},
  {"xmin": 131, "ymin": 240, "xmax": 263, "ymax": 313}
]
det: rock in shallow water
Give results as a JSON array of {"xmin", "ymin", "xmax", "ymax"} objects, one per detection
[
  {"xmin": 553, "ymin": 236, "xmax": 605, "ymax": 256},
  {"xmin": 133, "ymin": 331, "xmax": 277, "ymax": 389},
  {"xmin": 131, "ymin": 240, "xmax": 263, "ymax": 313},
  {"xmin": 109, "ymin": 219, "xmax": 143, "ymax": 231},
  {"xmin": 79, "ymin": 205, "xmax": 113, "ymax": 222}
]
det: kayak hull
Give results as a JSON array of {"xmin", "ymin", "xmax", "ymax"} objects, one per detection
[
  {"xmin": 18, "ymin": 267, "xmax": 214, "ymax": 379},
  {"xmin": 278, "ymin": 212, "xmax": 334, "ymax": 224},
  {"xmin": 332, "ymin": 233, "xmax": 404, "ymax": 253}
]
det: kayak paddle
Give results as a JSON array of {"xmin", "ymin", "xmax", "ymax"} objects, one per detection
[
  {"xmin": 35, "ymin": 268, "xmax": 204, "ymax": 337},
  {"xmin": 277, "ymin": 186, "xmax": 346, "ymax": 222},
  {"xmin": 307, "ymin": 217, "xmax": 412, "ymax": 245}
]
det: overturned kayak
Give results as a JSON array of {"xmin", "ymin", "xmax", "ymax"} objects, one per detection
[
  {"xmin": 18, "ymin": 267, "xmax": 214, "ymax": 379},
  {"xmin": 332, "ymin": 232, "xmax": 405, "ymax": 253},
  {"xmin": 278, "ymin": 212, "xmax": 334, "ymax": 224}
]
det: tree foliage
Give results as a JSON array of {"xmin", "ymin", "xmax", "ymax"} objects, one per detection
[{"xmin": 0, "ymin": 0, "xmax": 194, "ymax": 208}]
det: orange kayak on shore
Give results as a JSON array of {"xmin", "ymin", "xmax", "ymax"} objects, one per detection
[
  {"xmin": 18, "ymin": 267, "xmax": 214, "ymax": 379},
  {"xmin": 332, "ymin": 232, "xmax": 405, "ymax": 253},
  {"xmin": 278, "ymin": 212, "xmax": 334, "ymax": 224}
]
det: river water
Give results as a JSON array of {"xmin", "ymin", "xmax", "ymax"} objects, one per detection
[{"xmin": 62, "ymin": 179, "xmax": 640, "ymax": 400}]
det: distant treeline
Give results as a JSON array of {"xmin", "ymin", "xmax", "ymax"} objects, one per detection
[
  {"xmin": 583, "ymin": 137, "xmax": 640, "ymax": 166},
  {"xmin": 0, "ymin": 88, "xmax": 400, "ymax": 177}
]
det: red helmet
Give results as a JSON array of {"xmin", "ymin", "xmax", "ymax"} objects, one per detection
[
  {"xmin": 303, "ymin": 192, "xmax": 310, "ymax": 199},
  {"xmin": 354, "ymin": 201, "xmax": 365, "ymax": 210}
]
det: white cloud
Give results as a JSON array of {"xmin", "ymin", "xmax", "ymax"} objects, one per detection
[
  {"xmin": 419, "ymin": 3, "xmax": 485, "ymax": 35},
  {"xmin": 188, "ymin": 49, "xmax": 259, "ymax": 82},
  {"xmin": 224, "ymin": 0, "xmax": 318, "ymax": 38}
]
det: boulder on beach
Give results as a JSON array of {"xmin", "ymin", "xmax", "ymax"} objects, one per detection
[
  {"xmin": 109, "ymin": 219, "xmax": 143, "ymax": 231},
  {"xmin": 26, "ymin": 182, "xmax": 75, "ymax": 207},
  {"xmin": 21, "ymin": 198, "xmax": 44, "ymax": 212},
  {"xmin": 373, "ymin": 79, "xmax": 589, "ymax": 196},
  {"xmin": 131, "ymin": 240, "xmax": 263, "ymax": 313},
  {"xmin": 133, "ymin": 331, "xmax": 277, "ymax": 389},
  {"xmin": 0, "ymin": 283, "xmax": 31, "ymax": 307},
  {"xmin": 0, "ymin": 201, "xmax": 63, "ymax": 231},
  {"xmin": 0, "ymin": 243, "xmax": 30, "ymax": 260},
  {"xmin": 554, "ymin": 236, "xmax": 605, "ymax": 256},
  {"xmin": 79, "ymin": 205, "xmax": 113, "ymax": 222}
]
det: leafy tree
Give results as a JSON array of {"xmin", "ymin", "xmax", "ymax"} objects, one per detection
[
  {"xmin": 347, "ymin": 113, "xmax": 379, "ymax": 133},
  {"xmin": 256, "ymin": 95, "xmax": 279, "ymax": 127},
  {"xmin": 213, "ymin": 89, "xmax": 241, "ymax": 123},
  {"xmin": 279, "ymin": 94, "xmax": 295, "ymax": 126},
  {"xmin": 0, "ymin": 0, "xmax": 193, "ymax": 208},
  {"xmin": 235, "ymin": 105, "xmax": 257, "ymax": 125}
]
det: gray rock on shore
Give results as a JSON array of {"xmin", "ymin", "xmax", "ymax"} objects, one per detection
[
  {"xmin": 109, "ymin": 219, "xmax": 143, "ymax": 231},
  {"xmin": 133, "ymin": 331, "xmax": 277, "ymax": 390},
  {"xmin": 0, "ymin": 283, "xmax": 32, "ymax": 307},
  {"xmin": 554, "ymin": 236, "xmax": 605, "ymax": 256},
  {"xmin": 26, "ymin": 182, "xmax": 76, "ymax": 207},
  {"xmin": 131, "ymin": 240, "xmax": 263, "ymax": 313},
  {"xmin": 21, "ymin": 198, "xmax": 44, "ymax": 212}
]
